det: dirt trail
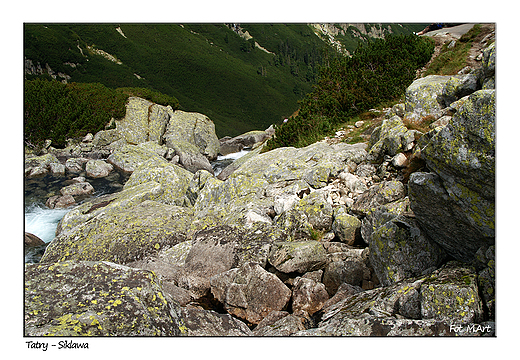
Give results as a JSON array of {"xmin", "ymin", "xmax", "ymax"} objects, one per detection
[{"xmin": 417, "ymin": 23, "xmax": 495, "ymax": 77}]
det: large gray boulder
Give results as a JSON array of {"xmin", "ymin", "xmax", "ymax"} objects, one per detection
[
  {"xmin": 163, "ymin": 110, "xmax": 220, "ymax": 161},
  {"xmin": 123, "ymin": 157, "xmax": 193, "ymax": 206},
  {"xmin": 367, "ymin": 116, "xmax": 416, "ymax": 162},
  {"xmin": 351, "ymin": 180, "xmax": 406, "ymax": 216},
  {"xmin": 367, "ymin": 213, "xmax": 446, "ymax": 286},
  {"xmin": 210, "ymin": 262, "xmax": 292, "ymax": 325},
  {"xmin": 219, "ymin": 129, "xmax": 272, "ymax": 156},
  {"xmin": 404, "ymin": 75, "xmax": 452, "ymax": 121},
  {"xmin": 107, "ymin": 144, "xmax": 165, "ymax": 173},
  {"xmin": 85, "ymin": 159, "xmax": 113, "ymax": 178},
  {"xmin": 42, "ymin": 200, "xmax": 193, "ymax": 264},
  {"xmin": 409, "ymin": 90, "xmax": 495, "ymax": 263},
  {"xmin": 180, "ymin": 308, "xmax": 253, "ymax": 336},
  {"xmin": 268, "ymin": 241, "xmax": 328, "ymax": 274},
  {"xmin": 116, "ymin": 97, "xmax": 170, "ymax": 145},
  {"xmin": 25, "ymin": 261, "xmax": 184, "ymax": 336},
  {"xmin": 25, "ymin": 153, "xmax": 64, "ymax": 178},
  {"xmin": 481, "ymin": 43, "xmax": 495, "ymax": 89}
]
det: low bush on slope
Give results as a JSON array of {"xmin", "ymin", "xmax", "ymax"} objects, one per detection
[
  {"xmin": 264, "ymin": 34, "xmax": 435, "ymax": 150},
  {"xmin": 24, "ymin": 78, "xmax": 179, "ymax": 148}
]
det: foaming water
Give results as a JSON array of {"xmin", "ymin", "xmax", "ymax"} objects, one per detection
[
  {"xmin": 24, "ymin": 203, "xmax": 69, "ymax": 244},
  {"xmin": 212, "ymin": 149, "xmax": 251, "ymax": 176},
  {"xmin": 216, "ymin": 149, "xmax": 251, "ymax": 161}
]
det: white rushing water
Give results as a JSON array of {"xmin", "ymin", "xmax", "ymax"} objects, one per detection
[
  {"xmin": 216, "ymin": 149, "xmax": 251, "ymax": 161},
  {"xmin": 212, "ymin": 149, "xmax": 251, "ymax": 176},
  {"xmin": 24, "ymin": 203, "xmax": 69, "ymax": 244}
]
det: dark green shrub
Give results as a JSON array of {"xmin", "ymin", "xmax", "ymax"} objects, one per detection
[
  {"xmin": 24, "ymin": 78, "xmax": 179, "ymax": 148},
  {"xmin": 265, "ymin": 34, "xmax": 434, "ymax": 150}
]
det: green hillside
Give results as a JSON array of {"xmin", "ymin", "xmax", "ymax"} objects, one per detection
[{"xmin": 24, "ymin": 23, "xmax": 423, "ymax": 138}]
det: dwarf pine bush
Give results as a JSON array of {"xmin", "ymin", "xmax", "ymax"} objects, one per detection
[
  {"xmin": 24, "ymin": 78, "xmax": 179, "ymax": 148},
  {"xmin": 265, "ymin": 34, "xmax": 435, "ymax": 150}
]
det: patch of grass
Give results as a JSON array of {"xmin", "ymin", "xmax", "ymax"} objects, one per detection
[{"xmin": 424, "ymin": 24, "xmax": 482, "ymax": 76}]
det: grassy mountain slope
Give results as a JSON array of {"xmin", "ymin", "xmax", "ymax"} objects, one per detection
[{"xmin": 24, "ymin": 23, "xmax": 423, "ymax": 138}]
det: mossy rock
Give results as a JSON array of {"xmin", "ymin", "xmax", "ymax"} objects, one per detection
[
  {"xmin": 24, "ymin": 261, "xmax": 184, "ymax": 336},
  {"xmin": 107, "ymin": 144, "xmax": 165, "ymax": 173},
  {"xmin": 420, "ymin": 262, "xmax": 484, "ymax": 324},
  {"xmin": 124, "ymin": 157, "xmax": 193, "ymax": 206},
  {"xmin": 410, "ymin": 90, "xmax": 495, "ymax": 263},
  {"xmin": 42, "ymin": 200, "xmax": 194, "ymax": 264}
]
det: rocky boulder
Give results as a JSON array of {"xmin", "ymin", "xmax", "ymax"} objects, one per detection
[
  {"xmin": 268, "ymin": 241, "xmax": 328, "ymax": 274},
  {"xmin": 291, "ymin": 276, "xmax": 329, "ymax": 315},
  {"xmin": 123, "ymin": 157, "xmax": 193, "ymax": 206},
  {"xmin": 367, "ymin": 116, "xmax": 416, "ymax": 162},
  {"xmin": 404, "ymin": 75, "xmax": 452, "ymax": 121},
  {"xmin": 179, "ymin": 308, "xmax": 252, "ymax": 336},
  {"xmin": 42, "ymin": 200, "xmax": 194, "ymax": 264},
  {"xmin": 116, "ymin": 97, "xmax": 170, "ymax": 145},
  {"xmin": 163, "ymin": 110, "xmax": 220, "ymax": 161},
  {"xmin": 409, "ymin": 90, "xmax": 495, "ymax": 263},
  {"xmin": 351, "ymin": 180, "xmax": 406, "ymax": 216},
  {"xmin": 25, "ymin": 261, "xmax": 184, "ymax": 336},
  {"xmin": 297, "ymin": 262, "xmax": 487, "ymax": 336},
  {"xmin": 367, "ymin": 213, "xmax": 446, "ymax": 286},
  {"xmin": 107, "ymin": 144, "xmax": 165, "ymax": 174},
  {"xmin": 332, "ymin": 212, "xmax": 362, "ymax": 245},
  {"xmin": 25, "ymin": 153, "xmax": 64, "ymax": 178},
  {"xmin": 85, "ymin": 159, "xmax": 114, "ymax": 178},
  {"xmin": 480, "ymin": 43, "xmax": 495, "ymax": 89},
  {"xmin": 210, "ymin": 262, "xmax": 292, "ymax": 325},
  {"xmin": 219, "ymin": 129, "xmax": 272, "ymax": 156}
]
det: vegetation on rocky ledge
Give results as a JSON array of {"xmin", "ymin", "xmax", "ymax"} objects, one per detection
[
  {"xmin": 264, "ymin": 34, "xmax": 435, "ymax": 150},
  {"xmin": 24, "ymin": 78, "xmax": 179, "ymax": 148}
]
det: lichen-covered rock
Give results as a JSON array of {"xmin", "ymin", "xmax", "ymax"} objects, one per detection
[
  {"xmin": 167, "ymin": 139, "xmax": 215, "ymax": 174},
  {"xmin": 46, "ymin": 194, "xmax": 76, "ymax": 209},
  {"xmin": 351, "ymin": 180, "xmax": 406, "ymax": 216},
  {"xmin": 85, "ymin": 159, "xmax": 113, "ymax": 178},
  {"xmin": 409, "ymin": 90, "xmax": 495, "ymax": 263},
  {"xmin": 163, "ymin": 110, "xmax": 220, "ymax": 161},
  {"xmin": 107, "ymin": 144, "xmax": 165, "ymax": 173},
  {"xmin": 116, "ymin": 97, "xmax": 170, "ymax": 145},
  {"xmin": 322, "ymin": 250, "xmax": 368, "ymax": 295},
  {"xmin": 25, "ymin": 153, "xmax": 63, "ymax": 178},
  {"xmin": 302, "ymin": 261, "xmax": 486, "ymax": 336},
  {"xmin": 253, "ymin": 314, "xmax": 311, "ymax": 336},
  {"xmin": 367, "ymin": 214, "xmax": 446, "ymax": 286},
  {"xmin": 367, "ymin": 116, "xmax": 415, "ymax": 162},
  {"xmin": 294, "ymin": 315, "xmax": 458, "ymax": 336},
  {"xmin": 210, "ymin": 262, "xmax": 292, "ymax": 324},
  {"xmin": 420, "ymin": 262, "xmax": 484, "ymax": 324},
  {"xmin": 268, "ymin": 241, "xmax": 328, "ymax": 274},
  {"xmin": 59, "ymin": 181, "xmax": 95, "ymax": 197},
  {"xmin": 481, "ymin": 43, "xmax": 495, "ymax": 89},
  {"xmin": 177, "ymin": 229, "xmax": 240, "ymax": 299},
  {"xmin": 276, "ymin": 191, "xmax": 333, "ymax": 239},
  {"xmin": 180, "ymin": 308, "xmax": 253, "ymax": 336},
  {"xmin": 65, "ymin": 157, "xmax": 88, "ymax": 174},
  {"xmin": 440, "ymin": 74, "xmax": 479, "ymax": 107},
  {"xmin": 42, "ymin": 200, "xmax": 193, "ymax": 264},
  {"xmin": 92, "ymin": 128, "xmax": 121, "ymax": 147},
  {"xmin": 404, "ymin": 75, "xmax": 452, "ymax": 121},
  {"xmin": 219, "ymin": 130, "xmax": 271, "ymax": 156},
  {"xmin": 24, "ymin": 261, "xmax": 184, "ymax": 336},
  {"xmin": 332, "ymin": 213, "xmax": 361, "ymax": 245},
  {"xmin": 123, "ymin": 157, "xmax": 192, "ymax": 206}
]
